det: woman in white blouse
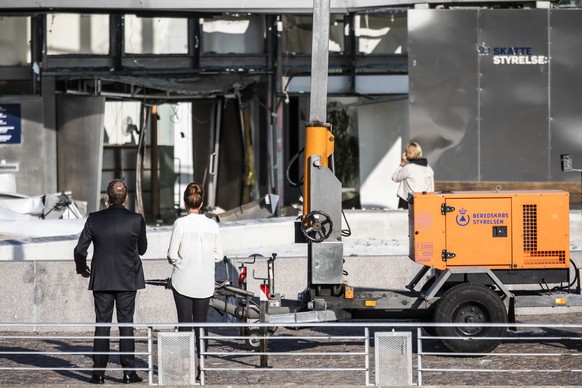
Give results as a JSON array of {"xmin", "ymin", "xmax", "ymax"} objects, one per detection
[
  {"xmin": 391, "ymin": 142, "xmax": 435, "ymax": 209},
  {"xmin": 167, "ymin": 182, "xmax": 223, "ymax": 362}
]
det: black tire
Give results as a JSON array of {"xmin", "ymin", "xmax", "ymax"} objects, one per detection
[
  {"xmin": 421, "ymin": 277, "xmax": 439, "ymax": 336},
  {"xmin": 424, "ymin": 298, "xmax": 440, "ymax": 337},
  {"xmin": 433, "ymin": 282, "xmax": 507, "ymax": 353},
  {"xmin": 421, "ymin": 276, "xmax": 450, "ymax": 337}
]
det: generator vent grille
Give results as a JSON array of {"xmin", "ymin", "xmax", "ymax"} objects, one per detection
[
  {"xmin": 522, "ymin": 204, "xmax": 566, "ymax": 265},
  {"xmin": 374, "ymin": 331, "xmax": 412, "ymax": 386},
  {"xmin": 523, "ymin": 204, "xmax": 538, "ymax": 251},
  {"xmin": 157, "ymin": 332, "xmax": 196, "ymax": 385}
]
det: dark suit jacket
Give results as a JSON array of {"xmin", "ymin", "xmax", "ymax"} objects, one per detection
[{"xmin": 74, "ymin": 204, "xmax": 147, "ymax": 291}]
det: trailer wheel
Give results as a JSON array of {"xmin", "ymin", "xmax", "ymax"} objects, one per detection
[
  {"xmin": 433, "ymin": 282, "xmax": 507, "ymax": 353},
  {"xmin": 244, "ymin": 327, "xmax": 277, "ymax": 351},
  {"xmin": 245, "ymin": 329, "xmax": 262, "ymax": 351}
]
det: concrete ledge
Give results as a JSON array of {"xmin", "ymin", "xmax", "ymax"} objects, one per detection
[
  {"xmin": 1, "ymin": 210, "xmax": 579, "ymax": 261},
  {"xmin": 0, "ymin": 210, "xmax": 410, "ymax": 261}
]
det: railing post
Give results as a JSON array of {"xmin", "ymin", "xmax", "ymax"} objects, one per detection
[
  {"xmin": 417, "ymin": 327, "xmax": 423, "ymax": 386},
  {"xmin": 200, "ymin": 327, "xmax": 206, "ymax": 385},
  {"xmin": 364, "ymin": 327, "xmax": 370, "ymax": 386},
  {"xmin": 147, "ymin": 326, "xmax": 153, "ymax": 385},
  {"xmin": 259, "ymin": 284, "xmax": 269, "ymax": 368}
]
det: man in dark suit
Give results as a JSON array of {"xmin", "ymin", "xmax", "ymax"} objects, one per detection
[{"xmin": 74, "ymin": 179, "xmax": 148, "ymax": 385}]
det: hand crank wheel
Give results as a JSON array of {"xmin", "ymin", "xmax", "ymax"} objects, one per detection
[{"xmin": 301, "ymin": 210, "xmax": 333, "ymax": 242}]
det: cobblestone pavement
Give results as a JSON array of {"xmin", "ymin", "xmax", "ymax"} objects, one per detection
[{"xmin": 1, "ymin": 313, "xmax": 582, "ymax": 386}]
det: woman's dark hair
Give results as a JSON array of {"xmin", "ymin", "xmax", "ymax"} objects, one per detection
[{"xmin": 184, "ymin": 182, "xmax": 204, "ymax": 210}]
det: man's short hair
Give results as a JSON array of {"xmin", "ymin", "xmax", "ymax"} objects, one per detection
[{"xmin": 107, "ymin": 179, "xmax": 128, "ymax": 205}]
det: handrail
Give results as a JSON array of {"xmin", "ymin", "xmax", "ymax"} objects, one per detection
[{"xmin": 0, "ymin": 321, "xmax": 582, "ymax": 386}]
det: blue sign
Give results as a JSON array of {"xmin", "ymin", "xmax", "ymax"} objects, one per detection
[
  {"xmin": 478, "ymin": 44, "xmax": 548, "ymax": 66},
  {"xmin": 0, "ymin": 104, "xmax": 21, "ymax": 144}
]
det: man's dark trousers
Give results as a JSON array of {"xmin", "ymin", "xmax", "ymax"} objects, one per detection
[{"xmin": 92, "ymin": 291, "xmax": 137, "ymax": 376}]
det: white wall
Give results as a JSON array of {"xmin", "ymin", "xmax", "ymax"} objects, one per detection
[{"xmin": 357, "ymin": 99, "xmax": 409, "ymax": 209}]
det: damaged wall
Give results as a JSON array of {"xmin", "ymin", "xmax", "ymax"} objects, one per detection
[
  {"xmin": 56, "ymin": 95, "xmax": 105, "ymax": 213},
  {"xmin": 0, "ymin": 97, "xmax": 56, "ymax": 196}
]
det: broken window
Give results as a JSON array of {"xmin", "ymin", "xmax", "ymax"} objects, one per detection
[
  {"xmin": 47, "ymin": 14, "xmax": 109, "ymax": 55},
  {"xmin": 124, "ymin": 15, "xmax": 188, "ymax": 54},
  {"xmin": 201, "ymin": 14, "xmax": 265, "ymax": 54},
  {"xmin": 356, "ymin": 12, "xmax": 407, "ymax": 55},
  {"xmin": 282, "ymin": 15, "xmax": 345, "ymax": 54},
  {"xmin": 0, "ymin": 17, "xmax": 30, "ymax": 65}
]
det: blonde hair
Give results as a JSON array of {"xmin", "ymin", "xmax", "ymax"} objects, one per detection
[
  {"xmin": 405, "ymin": 142, "xmax": 423, "ymax": 160},
  {"xmin": 184, "ymin": 182, "xmax": 204, "ymax": 210}
]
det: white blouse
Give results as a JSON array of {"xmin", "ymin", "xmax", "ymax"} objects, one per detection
[
  {"xmin": 167, "ymin": 213, "xmax": 224, "ymax": 298},
  {"xmin": 392, "ymin": 163, "xmax": 435, "ymax": 202}
]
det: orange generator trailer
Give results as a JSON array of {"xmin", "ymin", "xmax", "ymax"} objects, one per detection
[{"xmin": 399, "ymin": 190, "xmax": 578, "ymax": 352}]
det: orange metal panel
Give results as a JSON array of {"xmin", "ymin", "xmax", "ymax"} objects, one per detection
[
  {"xmin": 410, "ymin": 193, "xmax": 446, "ymax": 270},
  {"xmin": 444, "ymin": 197, "xmax": 512, "ymax": 269},
  {"xmin": 510, "ymin": 192, "xmax": 570, "ymax": 269},
  {"xmin": 303, "ymin": 124, "xmax": 334, "ymax": 215}
]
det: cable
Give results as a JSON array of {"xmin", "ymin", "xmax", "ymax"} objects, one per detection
[
  {"xmin": 285, "ymin": 147, "xmax": 304, "ymax": 187},
  {"xmin": 341, "ymin": 209, "xmax": 352, "ymax": 238},
  {"xmin": 285, "ymin": 147, "xmax": 305, "ymax": 207},
  {"xmin": 550, "ymin": 259, "xmax": 579, "ymax": 291},
  {"xmin": 287, "ymin": 146, "xmax": 352, "ymax": 239}
]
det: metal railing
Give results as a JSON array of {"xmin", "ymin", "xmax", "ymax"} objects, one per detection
[
  {"xmin": 415, "ymin": 321, "xmax": 582, "ymax": 387},
  {"xmin": 1, "ymin": 321, "xmax": 582, "ymax": 386},
  {"xmin": 0, "ymin": 323, "xmax": 155, "ymax": 384},
  {"xmin": 0, "ymin": 322, "xmax": 371, "ymax": 386}
]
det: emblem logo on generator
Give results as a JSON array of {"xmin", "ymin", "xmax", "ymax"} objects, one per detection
[{"xmin": 456, "ymin": 208, "xmax": 470, "ymax": 226}]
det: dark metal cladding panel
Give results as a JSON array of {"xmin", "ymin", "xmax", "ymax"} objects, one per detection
[
  {"xmin": 408, "ymin": 10, "xmax": 479, "ymax": 181},
  {"xmin": 549, "ymin": 10, "xmax": 582, "ymax": 181},
  {"xmin": 478, "ymin": 9, "xmax": 549, "ymax": 181},
  {"xmin": 309, "ymin": 158, "xmax": 343, "ymax": 241}
]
